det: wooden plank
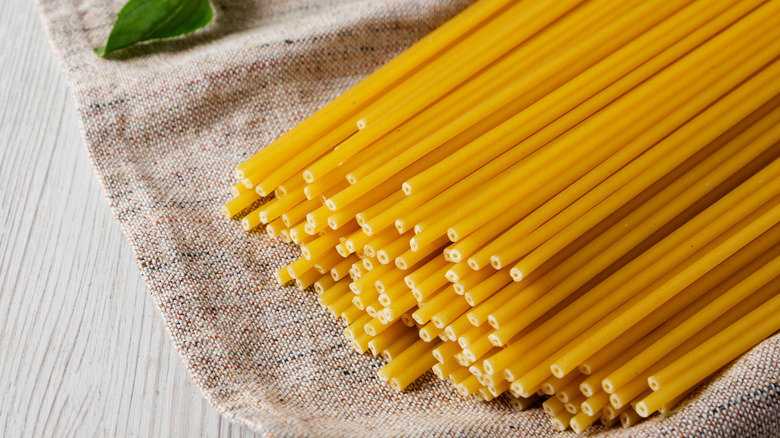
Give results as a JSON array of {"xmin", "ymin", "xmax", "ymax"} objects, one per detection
[{"xmin": 0, "ymin": 0, "xmax": 259, "ymax": 435}]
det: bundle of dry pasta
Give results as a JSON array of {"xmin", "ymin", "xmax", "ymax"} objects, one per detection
[{"xmin": 223, "ymin": 0, "xmax": 780, "ymax": 432}]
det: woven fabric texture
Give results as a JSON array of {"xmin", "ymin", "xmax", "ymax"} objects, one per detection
[{"xmin": 36, "ymin": 0, "xmax": 780, "ymax": 436}]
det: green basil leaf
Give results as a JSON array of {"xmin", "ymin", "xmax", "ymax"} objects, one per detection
[{"xmin": 95, "ymin": 0, "xmax": 213, "ymax": 57}]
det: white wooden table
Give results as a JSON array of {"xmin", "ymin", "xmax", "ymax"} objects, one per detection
[{"xmin": 0, "ymin": 1, "xmax": 260, "ymax": 436}]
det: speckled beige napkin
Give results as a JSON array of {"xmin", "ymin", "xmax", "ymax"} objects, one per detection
[{"xmin": 36, "ymin": 0, "xmax": 780, "ymax": 436}]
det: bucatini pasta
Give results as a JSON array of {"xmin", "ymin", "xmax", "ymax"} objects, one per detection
[{"xmin": 223, "ymin": 0, "xmax": 780, "ymax": 432}]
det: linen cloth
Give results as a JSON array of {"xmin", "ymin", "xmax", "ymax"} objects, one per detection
[{"xmin": 36, "ymin": 0, "xmax": 780, "ymax": 436}]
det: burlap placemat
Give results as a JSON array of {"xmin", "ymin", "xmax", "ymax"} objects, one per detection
[{"xmin": 36, "ymin": 0, "xmax": 780, "ymax": 436}]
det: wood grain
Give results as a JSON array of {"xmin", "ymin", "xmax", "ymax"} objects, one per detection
[{"xmin": 0, "ymin": 0, "xmax": 261, "ymax": 436}]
